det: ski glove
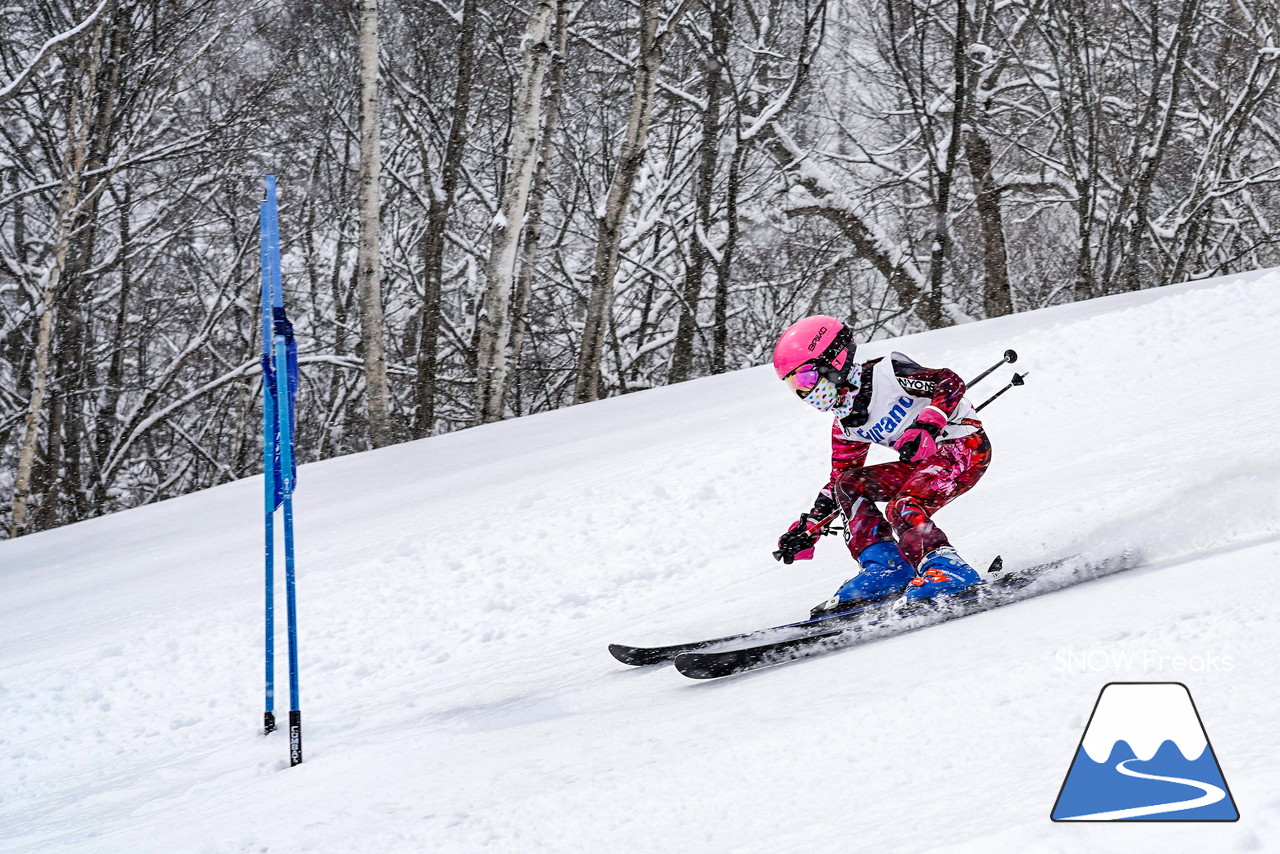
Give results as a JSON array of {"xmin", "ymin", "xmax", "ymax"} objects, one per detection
[
  {"xmin": 775, "ymin": 491, "xmax": 839, "ymax": 564},
  {"xmin": 776, "ymin": 518, "xmax": 820, "ymax": 564},
  {"xmin": 894, "ymin": 406, "xmax": 948, "ymax": 463}
]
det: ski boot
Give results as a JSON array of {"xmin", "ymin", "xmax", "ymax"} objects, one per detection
[
  {"xmin": 896, "ymin": 547, "xmax": 984, "ymax": 607},
  {"xmin": 809, "ymin": 541, "xmax": 916, "ymax": 619}
]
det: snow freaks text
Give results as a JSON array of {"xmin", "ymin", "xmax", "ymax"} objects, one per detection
[{"xmin": 1055, "ymin": 649, "xmax": 1235, "ymax": 673}]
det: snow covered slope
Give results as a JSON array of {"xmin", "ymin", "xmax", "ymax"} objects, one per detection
[{"xmin": 3, "ymin": 269, "xmax": 1279, "ymax": 853}]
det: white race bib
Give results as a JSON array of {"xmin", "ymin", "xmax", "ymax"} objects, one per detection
[{"xmin": 836, "ymin": 353, "xmax": 977, "ymax": 448}]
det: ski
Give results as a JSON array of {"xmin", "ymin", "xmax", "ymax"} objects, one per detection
[
  {"xmin": 674, "ymin": 630, "xmax": 850, "ymax": 680},
  {"xmin": 672, "ymin": 553, "xmax": 1133, "ymax": 679},
  {"xmin": 608, "ymin": 592, "xmax": 899, "ymax": 666},
  {"xmin": 609, "ymin": 554, "xmax": 1013, "ymax": 667},
  {"xmin": 672, "ymin": 585, "xmax": 1000, "ymax": 679}
]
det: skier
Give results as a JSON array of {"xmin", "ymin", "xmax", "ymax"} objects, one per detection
[{"xmin": 771, "ymin": 315, "xmax": 991, "ymax": 617}]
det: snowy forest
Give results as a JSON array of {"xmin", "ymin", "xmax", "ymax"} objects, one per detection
[{"xmin": 2, "ymin": 0, "xmax": 1278, "ymax": 538}]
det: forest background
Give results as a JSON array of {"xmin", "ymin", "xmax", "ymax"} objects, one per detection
[{"xmin": 2, "ymin": 0, "xmax": 1277, "ymax": 537}]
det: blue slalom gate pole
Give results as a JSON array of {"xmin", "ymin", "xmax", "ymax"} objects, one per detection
[
  {"xmin": 259, "ymin": 174, "xmax": 303, "ymax": 765},
  {"xmin": 274, "ymin": 327, "xmax": 302, "ymax": 766},
  {"xmin": 259, "ymin": 176, "xmax": 279, "ymax": 736}
]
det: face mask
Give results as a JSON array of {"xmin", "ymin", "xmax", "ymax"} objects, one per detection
[
  {"xmin": 803, "ymin": 377, "xmax": 840, "ymax": 412},
  {"xmin": 802, "ymin": 364, "xmax": 862, "ymax": 415}
]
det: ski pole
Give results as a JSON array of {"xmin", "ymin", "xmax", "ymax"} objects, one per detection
[
  {"xmin": 773, "ymin": 509, "xmax": 842, "ymax": 562},
  {"xmin": 975, "ymin": 372, "xmax": 1026, "ymax": 412},
  {"xmin": 966, "ymin": 349, "xmax": 1017, "ymax": 388}
]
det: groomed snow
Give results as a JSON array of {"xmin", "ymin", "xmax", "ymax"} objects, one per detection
[{"xmin": 3, "ymin": 269, "xmax": 1279, "ymax": 853}]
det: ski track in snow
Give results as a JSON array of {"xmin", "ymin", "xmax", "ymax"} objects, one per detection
[
  {"xmin": 2, "ymin": 269, "xmax": 1279, "ymax": 852},
  {"xmin": 1057, "ymin": 758, "xmax": 1226, "ymax": 821}
]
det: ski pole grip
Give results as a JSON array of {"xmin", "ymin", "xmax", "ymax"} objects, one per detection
[{"xmin": 966, "ymin": 349, "xmax": 1018, "ymax": 388}]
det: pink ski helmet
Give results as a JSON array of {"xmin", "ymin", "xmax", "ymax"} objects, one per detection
[{"xmin": 772, "ymin": 315, "xmax": 857, "ymax": 397}]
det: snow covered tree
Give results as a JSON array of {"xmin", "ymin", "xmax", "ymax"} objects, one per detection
[
  {"xmin": 356, "ymin": 0, "xmax": 393, "ymax": 447},
  {"xmin": 573, "ymin": 0, "xmax": 694, "ymax": 404},
  {"xmin": 475, "ymin": 0, "xmax": 559, "ymax": 425},
  {"xmin": 2, "ymin": 0, "xmax": 1277, "ymax": 537}
]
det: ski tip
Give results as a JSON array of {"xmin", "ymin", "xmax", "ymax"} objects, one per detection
[
  {"xmin": 609, "ymin": 643, "xmax": 642, "ymax": 665},
  {"xmin": 987, "ymin": 555, "xmax": 1003, "ymax": 575},
  {"xmin": 609, "ymin": 643, "xmax": 671, "ymax": 667},
  {"xmin": 673, "ymin": 652, "xmax": 735, "ymax": 680}
]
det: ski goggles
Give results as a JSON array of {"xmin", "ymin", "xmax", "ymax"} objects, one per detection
[
  {"xmin": 786, "ymin": 327, "xmax": 857, "ymax": 397},
  {"xmin": 784, "ymin": 363, "xmax": 823, "ymax": 398}
]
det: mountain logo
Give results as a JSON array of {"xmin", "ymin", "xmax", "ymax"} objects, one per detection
[{"xmin": 1051, "ymin": 682, "xmax": 1239, "ymax": 821}]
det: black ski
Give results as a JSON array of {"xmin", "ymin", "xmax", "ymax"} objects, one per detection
[
  {"xmin": 609, "ymin": 554, "xmax": 1013, "ymax": 667},
  {"xmin": 674, "ymin": 631, "xmax": 848, "ymax": 679},
  {"xmin": 609, "ymin": 592, "xmax": 898, "ymax": 666},
  {"xmin": 673, "ymin": 588, "xmax": 994, "ymax": 679},
  {"xmin": 672, "ymin": 553, "xmax": 1131, "ymax": 679}
]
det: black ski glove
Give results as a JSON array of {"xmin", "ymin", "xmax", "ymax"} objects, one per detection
[
  {"xmin": 776, "ymin": 519, "xmax": 820, "ymax": 564},
  {"xmin": 774, "ymin": 490, "xmax": 839, "ymax": 564}
]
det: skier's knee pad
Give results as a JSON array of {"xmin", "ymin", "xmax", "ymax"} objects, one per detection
[{"xmin": 887, "ymin": 496, "xmax": 930, "ymax": 530}]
